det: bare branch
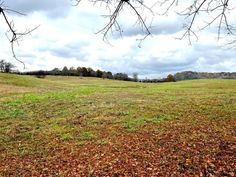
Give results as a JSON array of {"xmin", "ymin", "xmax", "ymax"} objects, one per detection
[
  {"xmin": 0, "ymin": 5, "xmax": 39, "ymax": 68},
  {"xmin": 171, "ymin": 0, "xmax": 235, "ymax": 43},
  {"xmin": 75, "ymin": 0, "xmax": 153, "ymax": 45}
]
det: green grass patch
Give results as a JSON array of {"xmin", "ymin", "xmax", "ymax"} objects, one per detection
[
  {"xmin": 0, "ymin": 73, "xmax": 49, "ymax": 87},
  {"xmin": 0, "ymin": 109, "xmax": 26, "ymax": 119},
  {"xmin": 60, "ymin": 133, "xmax": 74, "ymax": 141},
  {"xmin": 124, "ymin": 118, "xmax": 147, "ymax": 130},
  {"xmin": 79, "ymin": 131, "xmax": 96, "ymax": 141},
  {"xmin": 2, "ymin": 86, "xmax": 99, "ymax": 107},
  {"xmin": 123, "ymin": 114, "xmax": 181, "ymax": 131}
]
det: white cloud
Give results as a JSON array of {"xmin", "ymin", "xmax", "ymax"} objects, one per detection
[{"xmin": 0, "ymin": 1, "xmax": 236, "ymax": 78}]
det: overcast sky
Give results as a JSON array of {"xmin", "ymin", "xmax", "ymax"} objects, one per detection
[{"xmin": 0, "ymin": 0, "xmax": 236, "ymax": 78}]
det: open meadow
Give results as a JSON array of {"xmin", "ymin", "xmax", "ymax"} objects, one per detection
[{"xmin": 0, "ymin": 73, "xmax": 235, "ymax": 176}]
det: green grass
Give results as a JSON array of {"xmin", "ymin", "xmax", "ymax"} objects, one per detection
[
  {"xmin": 0, "ymin": 73, "xmax": 235, "ymax": 161},
  {"xmin": 0, "ymin": 73, "xmax": 46, "ymax": 87},
  {"xmin": 123, "ymin": 114, "xmax": 181, "ymax": 131},
  {"xmin": 0, "ymin": 108, "xmax": 26, "ymax": 120},
  {"xmin": 79, "ymin": 131, "xmax": 97, "ymax": 141}
]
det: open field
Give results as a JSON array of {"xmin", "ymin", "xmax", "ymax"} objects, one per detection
[{"xmin": 0, "ymin": 73, "xmax": 235, "ymax": 176}]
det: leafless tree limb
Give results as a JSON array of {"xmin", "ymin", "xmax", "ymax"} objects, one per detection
[
  {"xmin": 74, "ymin": 0, "xmax": 236, "ymax": 45},
  {"xmin": 75, "ymin": 0, "xmax": 153, "ymax": 45},
  {"xmin": 159, "ymin": 0, "xmax": 235, "ymax": 44},
  {"xmin": 0, "ymin": 4, "xmax": 39, "ymax": 68}
]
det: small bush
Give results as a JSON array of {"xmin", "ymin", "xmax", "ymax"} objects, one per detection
[{"xmin": 35, "ymin": 70, "xmax": 46, "ymax": 79}]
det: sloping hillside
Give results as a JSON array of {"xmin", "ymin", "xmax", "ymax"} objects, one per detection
[{"xmin": 0, "ymin": 73, "xmax": 235, "ymax": 176}]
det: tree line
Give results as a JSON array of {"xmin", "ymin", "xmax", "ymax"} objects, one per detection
[
  {"xmin": 22, "ymin": 66, "xmax": 177, "ymax": 82},
  {"xmin": 3, "ymin": 60, "xmax": 233, "ymax": 83},
  {"xmin": 0, "ymin": 60, "xmax": 176, "ymax": 83},
  {"xmin": 23, "ymin": 66, "xmax": 132, "ymax": 81},
  {"xmin": 174, "ymin": 71, "xmax": 236, "ymax": 81}
]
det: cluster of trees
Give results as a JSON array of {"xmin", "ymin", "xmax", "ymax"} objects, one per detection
[
  {"xmin": 0, "ymin": 60, "xmax": 15, "ymax": 73},
  {"xmin": 23, "ymin": 66, "xmax": 132, "ymax": 81},
  {"xmin": 0, "ymin": 61, "xmax": 176, "ymax": 83},
  {"xmin": 22, "ymin": 66, "xmax": 178, "ymax": 83},
  {"xmin": 19, "ymin": 69, "xmax": 236, "ymax": 82},
  {"xmin": 3, "ymin": 62, "xmax": 234, "ymax": 83},
  {"xmin": 174, "ymin": 71, "xmax": 236, "ymax": 81}
]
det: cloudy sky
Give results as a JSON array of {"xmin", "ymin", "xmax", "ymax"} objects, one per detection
[{"xmin": 0, "ymin": 0, "xmax": 236, "ymax": 78}]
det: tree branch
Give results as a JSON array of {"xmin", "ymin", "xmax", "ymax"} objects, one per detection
[
  {"xmin": 0, "ymin": 5, "xmax": 39, "ymax": 68},
  {"xmin": 75, "ymin": 0, "xmax": 153, "ymax": 45}
]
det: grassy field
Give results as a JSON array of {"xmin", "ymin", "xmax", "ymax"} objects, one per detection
[{"xmin": 0, "ymin": 73, "xmax": 235, "ymax": 176}]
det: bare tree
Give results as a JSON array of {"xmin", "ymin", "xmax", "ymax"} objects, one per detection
[
  {"xmin": 0, "ymin": 59, "xmax": 15, "ymax": 73},
  {"xmin": 4, "ymin": 62, "xmax": 15, "ymax": 73}
]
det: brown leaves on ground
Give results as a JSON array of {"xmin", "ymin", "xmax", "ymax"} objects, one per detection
[{"xmin": 0, "ymin": 116, "xmax": 235, "ymax": 176}]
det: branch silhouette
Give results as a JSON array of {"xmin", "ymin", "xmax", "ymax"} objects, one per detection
[
  {"xmin": 74, "ymin": 0, "xmax": 236, "ymax": 45},
  {"xmin": 75, "ymin": 0, "xmax": 153, "ymax": 45},
  {"xmin": 1, "ymin": 0, "xmax": 236, "ymax": 61},
  {"xmin": 0, "ymin": 5, "xmax": 39, "ymax": 68}
]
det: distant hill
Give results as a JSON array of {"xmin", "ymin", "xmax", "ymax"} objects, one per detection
[{"xmin": 174, "ymin": 71, "xmax": 236, "ymax": 81}]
